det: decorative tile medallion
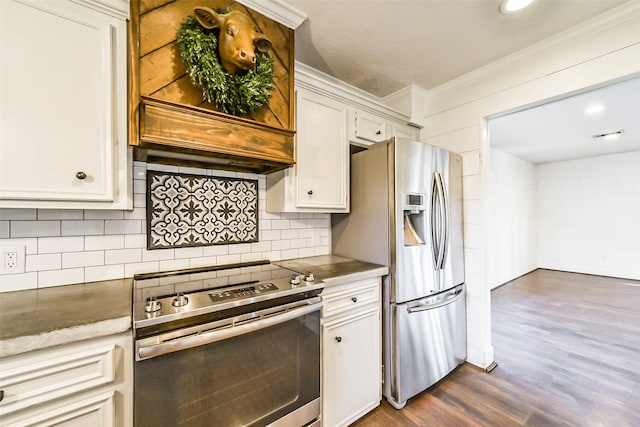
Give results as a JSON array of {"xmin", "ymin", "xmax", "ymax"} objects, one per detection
[{"xmin": 147, "ymin": 171, "xmax": 258, "ymax": 249}]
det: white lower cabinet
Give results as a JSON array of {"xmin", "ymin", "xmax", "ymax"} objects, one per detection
[
  {"xmin": 0, "ymin": 332, "xmax": 132, "ymax": 427},
  {"xmin": 321, "ymin": 277, "xmax": 381, "ymax": 427}
]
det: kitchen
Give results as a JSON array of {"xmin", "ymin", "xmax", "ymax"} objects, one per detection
[{"xmin": 1, "ymin": 0, "xmax": 639, "ymax": 426}]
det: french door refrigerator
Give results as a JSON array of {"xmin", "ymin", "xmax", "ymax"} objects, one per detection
[{"xmin": 332, "ymin": 137, "xmax": 466, "ymax": 409}]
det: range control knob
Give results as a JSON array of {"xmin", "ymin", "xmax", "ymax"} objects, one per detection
[
  {"xmin": 171, "ymin": 293, "xmax": 189, "ymax": 307},
  {"xmin": 290, "ymin": 275, "xmax": 301, "ymax": 285},
  {"xmin": 144, "ymin": 297, "xmax": 162, "ymax": 313},
  {"xmin": 304, "ymin": 272, "xmax": 315, "ymax": 282}
]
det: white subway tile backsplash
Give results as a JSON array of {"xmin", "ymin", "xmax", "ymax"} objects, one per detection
[
  {"xmin": 105, "ymin": 219, "xmax": 142, "ymax": 235},
  {"xmin": 105, "ymin": 248, "xmax": 141, "ymax": 265},
  {"xmin": 1, "ymin": 238, "xmax": 38, "ymax": 254},
  {"xmin": 37, "ymin": 210, "xmax": 83, "ymax": 220},
  {"xmin": 158, "ymin": 259, "xmax": 191, "ymax": 271},
  {"xmin": 133, "ymin": 179, "xmax": 147, "ymax": 194},
  {"xmin": 281, "ymin": 249, "xmax": 299, "ymax": 259},
  {"xmin": 61, "ymin": 220, "xmax": 103, "ymax": 236},
  {"xmin": 0, "ymin": 209, "xmax": 37, "ymax": 221},
  {"xmin": 228, "ymin": 243, "xmax": 251, "ymax": 254},
  {"xmin": 271, "ymin": 220, "xmax": 290, "ymax": 230},
  {"xmin": 0, "ymin": 272, "xmax": 38, "ymax": 292},
  {"xmin": 123, "ymin": 208, "xmax": 146, "ymax": 220},
  {"xmin": 38, "ymin": 268, "xmax": 84, "ymax": 288},
  {"xmin": 26, "ymin": 254, "xmax": 62, "ymax": 272},
  {"xmin": 12, "ymin": 221, "xmax": 60, "ymax": 238},
  {"xmin": 124, "ymin": 234, "xmax": 146, "ymax": 249},
  {"xmin": 38, "ymin": 236, "xmax": 84, "ymax": 254},
  {"xmin": 0, "ymin": 162, "xmax": 332, "ymax": 291},
  {"xmin": 133, "ymin": 193, "xmax": 146, "ymax": 208},
  {"xmin": 261, "ymin": 230, "xmax": 281, "ymax": 241},
  {"xmin": 85, "ymin": 235, "xmax": 125, "ymax": 251},
  {"xmin": 125, "ymin": 262, "xmax": 160, "ymax": 278},
  {"xmin": 202, "ymin": 245, "xmax": 229, "ymax": 257},
  {"xmin": 189, "ymin": 256, "xmax": 219, "ymax": 268},
  {"xmin": 174, "ymin": 247, "xmax": 204, "ymax": 259},
  {"xmin": 215, "ymin": 254, "xmax": 242, "ymax": 265},
  {"xmin": 85, "ymin": 264, "xmax": 124, "ymax": 283},
  {"xmin": 0, "ymin": 221, "xmax": 8, "ymax": 238},
  {"xmin": 271, "ymin": 240, "xmax": 290, "ymax": 251},
  {"xmin": 62, "ymin": 251, "xmax": 105, "ymax": 269},
  {"xmin": 142, "ymin": 249, "xmax": 175, "ymax": 262}
]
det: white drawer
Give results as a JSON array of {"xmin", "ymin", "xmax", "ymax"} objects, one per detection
[
  {"xmin": 0, "ymin": 343, "xmax": 116, "ymax": 416},
  {"xmin": 322, "ymin": 278, "xmax": 380, "ymax": 318}
]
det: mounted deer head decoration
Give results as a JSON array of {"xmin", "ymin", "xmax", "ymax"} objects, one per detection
[{"xmin": 193, "ymin": 7, "xmax": 273, "ymax": 75}]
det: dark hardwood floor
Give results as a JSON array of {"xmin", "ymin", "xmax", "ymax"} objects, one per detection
[{"xmin": 352, "ymin": 269, "xmax": 640, "ymax": 426}]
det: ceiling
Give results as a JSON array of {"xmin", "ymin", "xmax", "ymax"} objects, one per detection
[
  {"xmin": 286, "ymin": 0, "xmax": 628, "ymax": 97},
  {"xmin": 489, "ymin": 76, "xmax": 640, "ymax": 164},
  {"xmin": 284, "ymin": 0, "xmax": 638, "ymax": 164}
]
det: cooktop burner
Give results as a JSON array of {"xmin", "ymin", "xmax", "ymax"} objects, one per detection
[{"xmin": 132, "ymin": 260, "xmax": 323, "ymax": 329}]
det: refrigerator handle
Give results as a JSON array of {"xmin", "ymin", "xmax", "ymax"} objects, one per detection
[
  {"xmin": 406, "ymin": 286, "xmax": 464, "ymax": 313},
  {"xmin": 430, "ymin": 173, "xmax": 440, "ymax": 269},
  {"xmin": 437, "ymin": 171, "xmax": 450, "ymax": 270},
  {"xmin": 434, "ymin": 172, "xmax": 447, "ymax": 270}
]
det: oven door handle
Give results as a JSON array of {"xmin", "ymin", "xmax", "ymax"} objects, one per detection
[{"xmin": 136, "ymin": 300, "xmax": 323, "ymax": 361}]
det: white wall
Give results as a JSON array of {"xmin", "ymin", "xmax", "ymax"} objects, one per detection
[
  {"xmin": 420, "ymin": 2, "xmax": 640, "ymax": 368},
  {"xmin": 487, "ymin": 148, "xmax": 537, "ymax": 289},
  {"xmin": 0, "ymin": 162, "xmax": 331, "ymax": 292},
  {"xmin": 537, "ymin": 151, "xmax": 640, "ymax": 280}
]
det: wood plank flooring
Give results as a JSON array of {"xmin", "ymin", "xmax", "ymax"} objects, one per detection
[{"xmin": 352, "ymin": 269, "xmax": 640, "ymax": 426}]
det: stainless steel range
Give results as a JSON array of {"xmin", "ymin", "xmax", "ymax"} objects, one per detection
[{"xmin": 132, "ymin": 260, "xmax": 323, "ymax": 427}]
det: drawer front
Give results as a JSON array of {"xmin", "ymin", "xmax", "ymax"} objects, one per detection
[
  {"xmin": 0, "ymin": 344, "xmax": 116, "ymax": 416},
  {"xmin": 322, "ymin": 278, "xmax": 380, "ymax": 318}
]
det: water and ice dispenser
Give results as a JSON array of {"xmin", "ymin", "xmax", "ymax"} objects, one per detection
[{"xmin": 403, "ymin": 193, "xmax": 426, "ymax": 245}]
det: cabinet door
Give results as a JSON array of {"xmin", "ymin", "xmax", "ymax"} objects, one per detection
[
  {"xmin": 296, "ymin": 89, "xmax": 348, "ymax": 209},
  {"xmin": 391, "ymin": 122, "xmax": 420, "ymax": 140},
  {"xmin": 0, "ymin": 0, "xmax": 128, "ymax": 206},
  {"xmin": 322, "ymin": 307, "xmax": 381, "ymax": 427},
  {"xmin": 351, "ymin": 110, "xmax": 386, "ymax": 144}
]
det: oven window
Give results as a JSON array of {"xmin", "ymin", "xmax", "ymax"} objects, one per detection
[{"xmin": 134, "ymin": 311, "xmax": 320, "ymax": 427}]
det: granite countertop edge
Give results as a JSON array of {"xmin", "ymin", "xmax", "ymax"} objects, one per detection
[
  {"xmin": 0, "ymin": 316, "xmax": 131, "ymax": 359},
  {"xmin": 1, "ymin": 256, "xmax": 387, "ymax": 358}
]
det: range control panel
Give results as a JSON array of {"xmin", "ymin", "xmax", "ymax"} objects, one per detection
[{"xmin": 209, "ymin": 283, "xmax": 279, "ymax": 302}]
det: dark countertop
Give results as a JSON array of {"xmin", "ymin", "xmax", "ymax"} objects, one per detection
[
  {"xmin": 0, "ymin": 278, "xmax": 132, "ymax": 358},
  {"xmin": 276, "ymin": 255, "xmax": 388, "ymax": 287},
  {"xmin": 0, "ymin": 256, "xmax": 386, "ymax": 358}
]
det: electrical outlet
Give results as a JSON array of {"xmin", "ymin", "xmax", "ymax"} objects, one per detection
[{"xmin": 1, "ymin": 245, "xmax": 25, "ymax": 274}]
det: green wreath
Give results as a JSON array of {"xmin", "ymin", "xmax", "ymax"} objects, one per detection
[{"xmin": 176, "ymin": 15, "xmax": 274, "ymax": 116}]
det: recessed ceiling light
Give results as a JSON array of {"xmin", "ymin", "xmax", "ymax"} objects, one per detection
[
  {"xmin": 585, "ymin": 104, "xmax": 604, "ymax": 114},
  {"xmin": 500, "ymin": 0, "xmax": 537, "ymax": 14},
  {"xmin": 592, "ymin": 130, "xmax": 624, "ymax": 140}
]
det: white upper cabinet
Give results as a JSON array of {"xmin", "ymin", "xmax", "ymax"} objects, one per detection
[
  {"xmin": 295, "ymin": 89, "xmax": 349, "ymax": 210},
  {"xmin": 390, "ymin": 122, "xmax": 420, "ymax": 140},
  {"xmin": 349, "ymin": 109, "xmax": 387, "ymax": 145},
  {"xmin": 266, "ymin": 62, "xmax": 417, "ymax": 213},
  {"xmin": 267, "ymin": 88, "xmax": 349, "ymax": 213},
  {"xmin": 0, "ymin": 0, "xmax": 131, "ymax": 210}
]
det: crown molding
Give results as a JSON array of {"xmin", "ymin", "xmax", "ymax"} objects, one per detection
[
  {"xmin": 71, "ymin": 0, "xmax": 129, "ymax": 20},
  {"xmin": 426, "ymin": 0, "xmax": 640, "ymax": 98},
  {"xmin": 237, "ymin": 0, "xmax": 307, "ymax": 29},
  {"xmin": 295, "ymin": 61, "xmax": 410, "ymax": 123}
]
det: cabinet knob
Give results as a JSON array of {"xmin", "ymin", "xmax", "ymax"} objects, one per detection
[
  {"xmin": 75, "ymin": 171, "xmax": 87, "ymax": 180},
  {"xmin": 351, "ymin": 296, "xmax": 358, "ymax": 303},
  {"xmin": 307, "ymin": 190, "xmax": 313, "ymax": 195},
  {"xmin": 335, "ymin": 336, "xmax": 342, "ymax": 343},
  {"xmin": 376, "ymin": 130, "xmax": 381, "ymax": 135}
]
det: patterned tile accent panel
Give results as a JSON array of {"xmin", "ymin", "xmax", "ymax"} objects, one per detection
[{"xmin": 147, "ymin": 171, "xmax": 258, "ymax": 249}]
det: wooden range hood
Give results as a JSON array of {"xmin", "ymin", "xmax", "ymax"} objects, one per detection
[{"xmin": 129, "ymin": 0, "xmax": 301, "ymax": 174}]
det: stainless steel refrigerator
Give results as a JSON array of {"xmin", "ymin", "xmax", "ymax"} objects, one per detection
[{"xmin": 332, "ymin": 137, "xmax": 466, "ymax": 409}]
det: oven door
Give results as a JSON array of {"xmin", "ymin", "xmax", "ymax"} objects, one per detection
[{"xmin": 134, "ymin": 300, "xmax": 322, "ymax": 427}]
